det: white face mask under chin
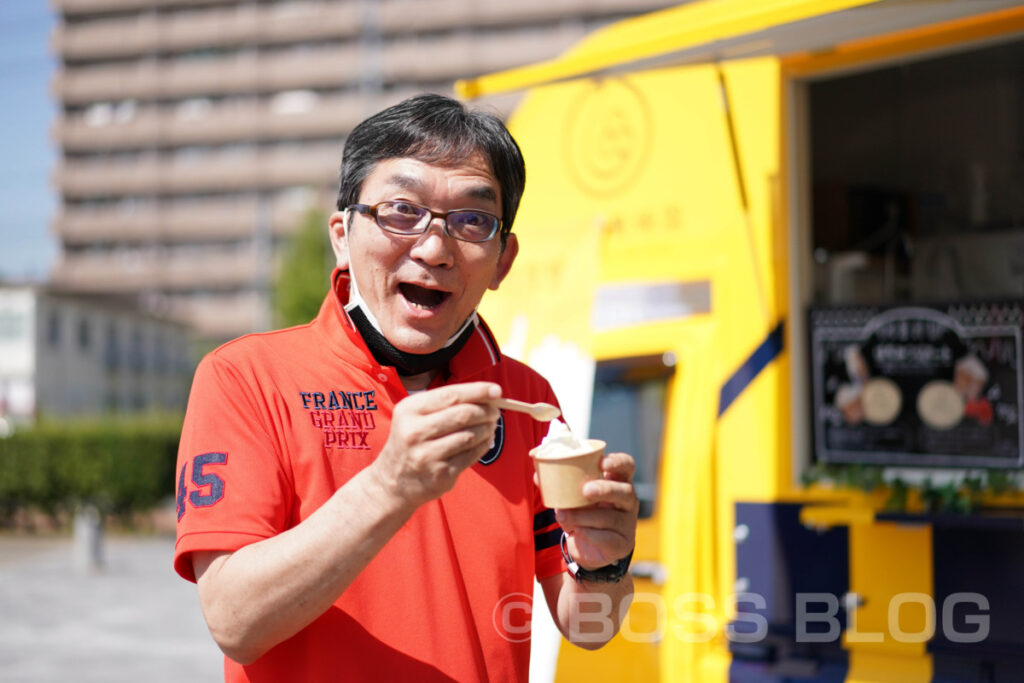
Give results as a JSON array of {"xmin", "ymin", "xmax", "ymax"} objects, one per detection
[{"xmin": 341, "ymin": 208, "xmax": 477, "ymax": 355}]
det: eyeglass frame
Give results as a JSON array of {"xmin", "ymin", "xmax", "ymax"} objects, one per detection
[{"xmin": 346, "ymin": 201, "xmax": 504, "ymax": 243}]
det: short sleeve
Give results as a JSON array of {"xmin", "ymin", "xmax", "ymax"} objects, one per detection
[
  {"xmin": 533, "ymin": 504, "xmax": 565, "ymax": 580},
  {"xmin": 174, "ymin": 352, "xmax": 292, "ymax": 582}
]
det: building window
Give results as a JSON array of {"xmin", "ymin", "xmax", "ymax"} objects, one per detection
[
  {"xmin": 175, "ymin": 97, "xmax": 214, "ymax": 121},
  {"xmin": 130, "ymin": 327, "xmax": 145, "ymax": 371},
  {"xmin": 84, "ymin": 102, "xmax": 115, "ymax": 127},
  {"xmin": 270, "ymin": 89, "xmax": 320, "ymax": 115},
  {"xmin": 104, "ymin": 323, "xmax": 120, "ymax": 370},
  {"xmin": 77, "ymin": 318, "xmax": 91, "ymax": 351},
  {"xmin": 47, "ymin": 311, "xmax": 61, "ymax": 348}
]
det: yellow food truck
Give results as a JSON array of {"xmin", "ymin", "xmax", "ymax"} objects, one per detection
[{"xmin": 457, "ymin": 1, "xmax": 1024, "ymax": 680}]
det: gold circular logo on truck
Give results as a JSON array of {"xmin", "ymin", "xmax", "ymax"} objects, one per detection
[{"xmin": 564, "ymin": 78, "xmax": 652, "ymax": 197}]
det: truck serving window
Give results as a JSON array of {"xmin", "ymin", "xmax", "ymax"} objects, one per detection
[
  {"xmin": 810, "ymin": 37, "xmax": 1024, "ymax": 305},
  {"xmin": 589, "ymin": 355, "xmax": 672, "ymax": 519}
]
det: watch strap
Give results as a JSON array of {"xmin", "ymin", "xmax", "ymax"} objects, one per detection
[{"xmin": 560, "ymin": 531, "xmax": 633, "ymax": 584}]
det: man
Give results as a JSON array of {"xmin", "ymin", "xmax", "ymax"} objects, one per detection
[{"xmin": 174, "ymin": 94, "xmax": 638, "ymax": 682}]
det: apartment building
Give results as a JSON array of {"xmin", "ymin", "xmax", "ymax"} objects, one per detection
[
  {"xmin": 0, "ymin": 284, "xmax": 193, "ymax": 421},
  {"xmin": 50, "ymin": 0, "xmax": 677, "ymax": 341}
]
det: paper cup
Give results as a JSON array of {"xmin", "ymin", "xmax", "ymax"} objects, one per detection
[{"xmin": 530, "ymin": 439, "xmax": 605, "ymax": 509}]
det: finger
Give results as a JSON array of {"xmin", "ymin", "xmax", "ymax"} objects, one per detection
[
  {"xmin": 416, "ymin": 421, "xmax": 500, "ymax": 463},
  {"xmin": 580, "ymin": 478, "xmax": 638, "ymax": 512},
  {"xmin": 404, "ymin": 425, "xmax": 499, "ymax": 477},
  {"xmin": 599, "ymin": 452, "xmax": 635, "ymax": 482},
  {"xmin": 424, "ymin": 433, "xmax": 500, "ymax": 486},
  {"xmin": 408, "ymin": 402, "xmax": 501, "ymax": 442},
  {"xmin": 565, "ymin": 528, "xmax": 634, "ymax": 569},
  {"xmin": 447, "ymin": 438, "xmax": 497, "ymax": 473},
  {"xmin": 557, "ymin": 506, "xmax": 635, "ymax": 535},
  {"xmin": 405, "ymin": 382, "xmax": 502, "ymax": 414},
  {"xmin": 405, "ymin": 419, "xmax": 501, "ymax": 473},
  {"xmin": 410, "ymin": 442, "xmax": 495, "ymax": 496}
]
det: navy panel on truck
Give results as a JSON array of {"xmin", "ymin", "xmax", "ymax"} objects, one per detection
[
  {"xmin": 731, "ymin": 502, "xmax": 850, "ymax": 681},
  {"xmin": 932, "ymin": 523, "xmax": 1024, "ymax": 683}
]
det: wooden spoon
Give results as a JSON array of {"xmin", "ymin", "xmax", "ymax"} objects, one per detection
[{"xmin": 495, "ymin": 398, "xmax": 561, "ymax": 422}]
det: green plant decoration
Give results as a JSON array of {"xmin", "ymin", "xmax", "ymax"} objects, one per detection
[{"xmin": 804, "ymin": 464, "xmax": 1020, "ymax": 516}]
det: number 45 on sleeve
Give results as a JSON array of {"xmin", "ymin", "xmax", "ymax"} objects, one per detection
[{"xmin": 176, "ymin": 452, "xmax": 228, "ymax": 521}]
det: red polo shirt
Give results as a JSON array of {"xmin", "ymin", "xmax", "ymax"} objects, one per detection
[{"xmin": 174, "ymin": 270, "xmax": 564, "ymax": 682}]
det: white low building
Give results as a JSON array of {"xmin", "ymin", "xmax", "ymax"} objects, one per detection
[{"xmin": 0, "ymin": 285, "xmax": 193, "ymax": 421}]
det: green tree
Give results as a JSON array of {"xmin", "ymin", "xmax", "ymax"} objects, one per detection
[{"xmin": 274, "ymin": 208, "xmax": 333, "ymax": 327}]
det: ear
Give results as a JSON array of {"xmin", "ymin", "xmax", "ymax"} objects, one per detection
[
  {"xmin": 489, "ymin": 233, "xmax": 519, "ymax": 290},
  {"xmin": 328, "ymin": 211, "xmax": 350, "ymax": 270}
]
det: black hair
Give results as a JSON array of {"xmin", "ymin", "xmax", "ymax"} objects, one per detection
[{"xmin": 336, "ymin": 94, "xmax": 526, "ymax": 239}]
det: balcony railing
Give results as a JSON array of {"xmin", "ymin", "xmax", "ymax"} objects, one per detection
[
  {"xmin": 55, "ymin": 146, "xmax": 340, "ymax": 198},
  {"xmin": 53, "ymin": 0, "xmax": 672, "ymax": 59},
  {"xmin": 52, "ymin": 244, "xmax": 274, "ymax": 292},
  {"xmin": 55, "ymin": 90, "xmax": 420, "ymax": 151},
  {"xmin": 54, "ymin": 196, "xmax": 319, "ymax": 245},
  {"xmin": 54, "ymin": 4, "xmax": 361, "ymax": 59},
  {"xmin": 55, "ymin": 0, "xmax": 224, "ymax": 15},
  {"xmin": 165, "ymin": 290, "xmax": 267, "ymax": 339},
  {"xmin": 53, "ymin": 26, "xmax": 579, "ymax": 104}
]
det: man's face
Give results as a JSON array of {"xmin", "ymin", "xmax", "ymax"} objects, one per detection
[{"xmin": 329, "ymin": 154, "xmax": 518, "ymax": 355}]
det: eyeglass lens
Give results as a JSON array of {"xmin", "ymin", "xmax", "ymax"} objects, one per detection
[{"xmin": 375, "ymin": 201, "xmax": 497, "ymax": 242}]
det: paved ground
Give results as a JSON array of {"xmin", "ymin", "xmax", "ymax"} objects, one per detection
[
  {"xmin": 0, "ymin": 533, "xmax": 223, "ymax": 682},
  {"xmin": 0, "ymin": 531, "xmax": 565, "ymax": 682}
]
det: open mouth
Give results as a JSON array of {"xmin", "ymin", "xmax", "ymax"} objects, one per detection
[{"xmin": 399, "ymin": 283, "xmax": 451, "ymax": 310}]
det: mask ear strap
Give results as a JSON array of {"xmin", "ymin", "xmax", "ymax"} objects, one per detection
[
  {"xmin": 341, "ymin": 207, "xmax": 354, "ymax": 236},
  {"xmin": 343, "ymin": 208, "xmax": 370, "ymax": 318}
]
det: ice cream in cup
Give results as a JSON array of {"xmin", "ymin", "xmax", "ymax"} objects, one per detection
[{"xmin": 530, "ymin": 419, "xmax": 605, "ymax": 509}]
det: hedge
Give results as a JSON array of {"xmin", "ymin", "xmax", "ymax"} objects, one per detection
[{"xmin": 0, "ymin": 417, "xmax": 182, "ymax": 524}]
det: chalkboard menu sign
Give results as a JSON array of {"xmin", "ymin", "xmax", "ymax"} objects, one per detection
[{"xmin": 809, "ymin": 302, "xmax": 1024, "ymax": 468}]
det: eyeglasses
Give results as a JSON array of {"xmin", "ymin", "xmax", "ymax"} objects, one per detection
[{"xmin": 347, "ymin": 201, "xmax": 502, "ymax": 243}]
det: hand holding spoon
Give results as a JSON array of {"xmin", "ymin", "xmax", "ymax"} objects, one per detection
[{"xmin": 495, "ymin": 398, "xmax": 561, "ymax": 422}]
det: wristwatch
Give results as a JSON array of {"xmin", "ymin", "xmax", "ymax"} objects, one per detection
[{"xmin": 560, "ymin": 531, "xmax": 634, "ymax": 584}]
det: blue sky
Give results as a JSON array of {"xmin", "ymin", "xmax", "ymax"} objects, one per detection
[{"xmin": 0, "ymin": 2, "xmax": 57, "ymax": 282}]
